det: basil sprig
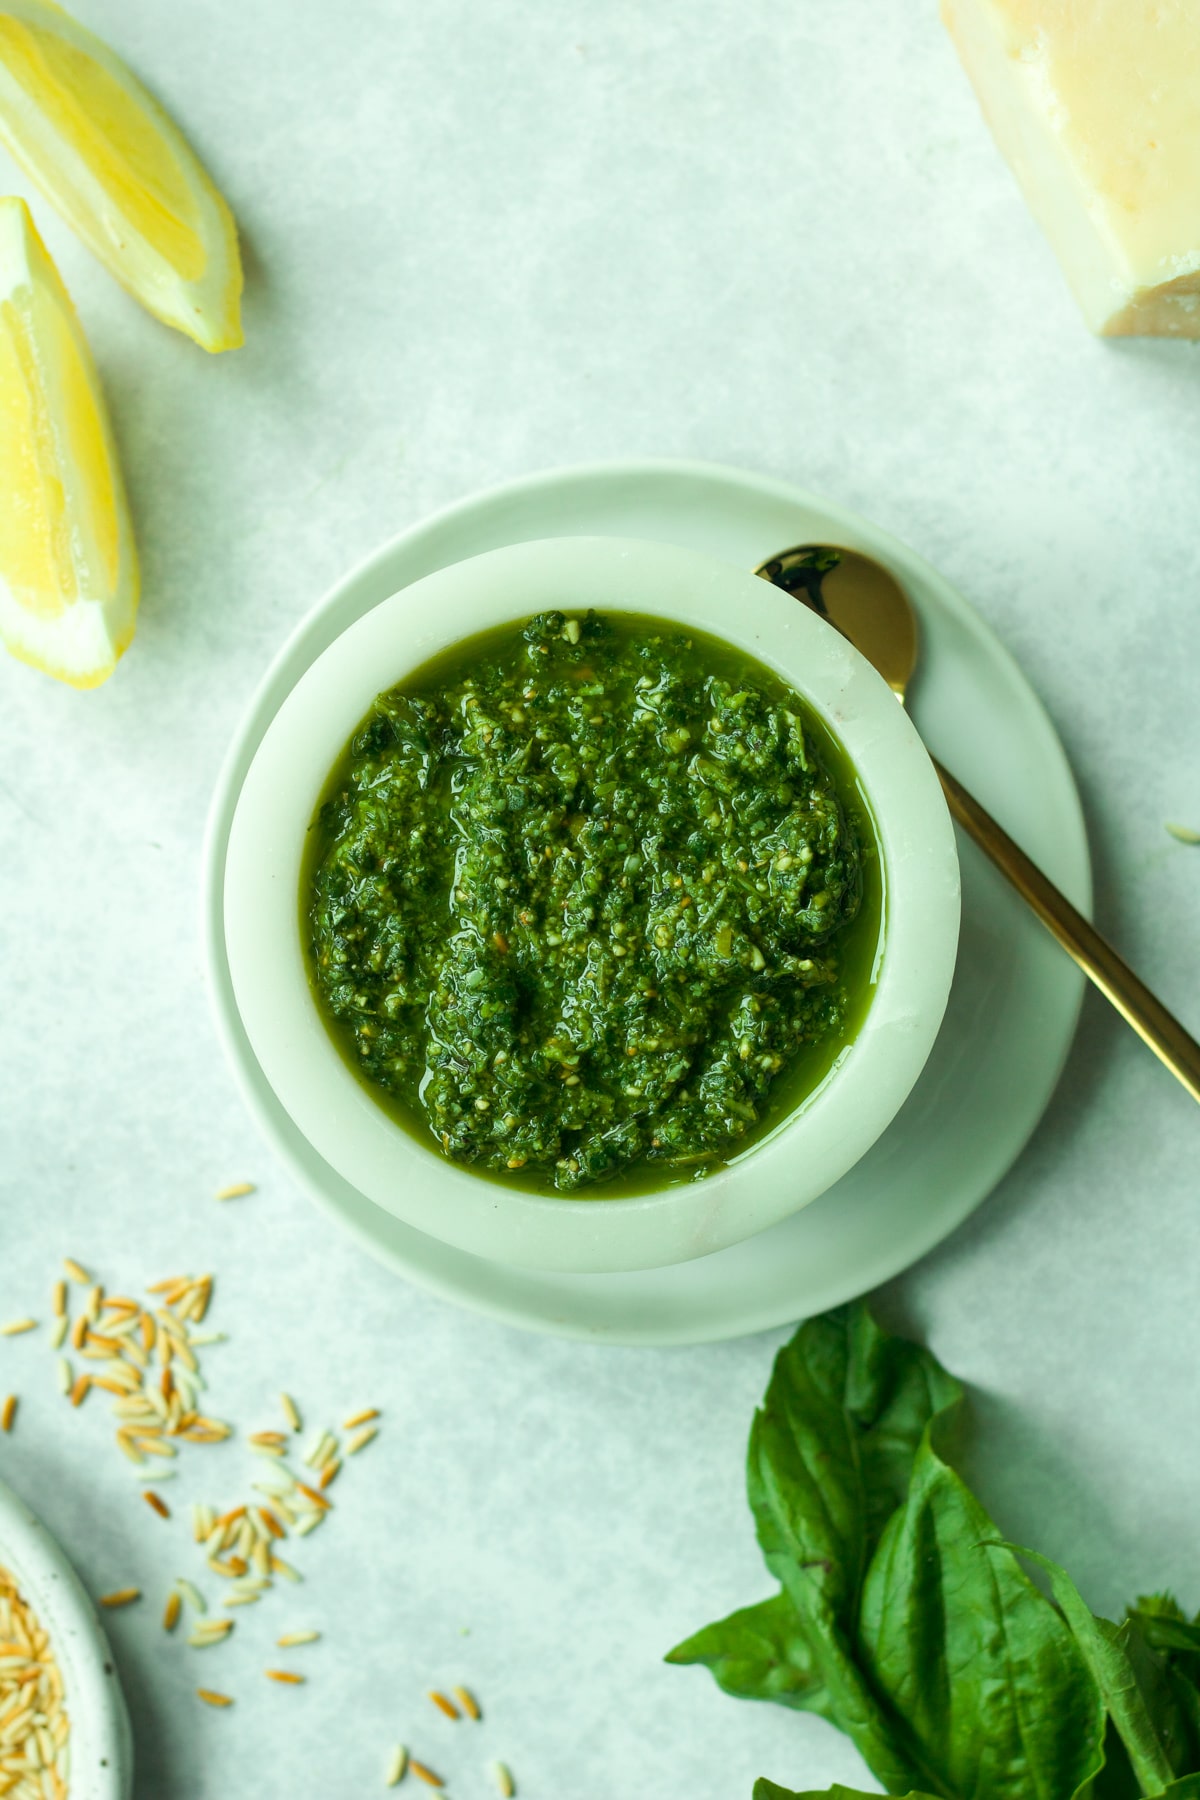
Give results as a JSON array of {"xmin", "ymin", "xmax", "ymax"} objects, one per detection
[{"xmin": 668, "ymin": 1304, "xmax": 1200, "ymax": 1800}]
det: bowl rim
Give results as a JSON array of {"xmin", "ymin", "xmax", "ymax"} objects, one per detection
[
  {"xmin": 0, "ymin": 1475, "xmax": 133, "ymax": 1800},
  {"xmin": 221, "ymin": 535, "xmax": 960, "ymax": 1273}
]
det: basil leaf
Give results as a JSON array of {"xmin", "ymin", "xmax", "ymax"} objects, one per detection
[
  {"xmin": 1090, "ymin": 1721, "xmax": 1145, "ymax": 1800},
  {"xmin": 858, "ymin": 1426, "xmax": 1105, "ymax": 1800},
  {"xmin": 752, "ymin": 1784, "xmax": 942, "ymax": 1800},
  {"xmin": 1000, "ymin": 1544, "xmax": 1182, "ymax": 1794},
  {"xmin": 1128, "ymin": 1597, "xmax": 1200, "ymax": 1662},
  {"xmin": 1124, "ymin": 1598, "xmax": 1200, "ymax": 1780},
  {"xmin": 748, "ymin": 1303, "xmax": 962, "ymax": 1622},
  {"xmin": 1158, "ymin": 1780, "xmax": 1200, "ymax": 1797},
  {"xmin": 665, "ymin": 1591, "xmax": 834, "ymax": 1718},
  {"xmin": 745, "ymin": 1304, "xmax": 963, "ymax": 1794}
]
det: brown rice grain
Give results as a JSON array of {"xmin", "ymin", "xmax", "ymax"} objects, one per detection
[
  {"xmin": 409, "ymin": 1760, "xmax": 445, "ymax": 1789},
  {"xmin": 342, "ymin": 1407, "xmax": 379, "ymax": 1430}
]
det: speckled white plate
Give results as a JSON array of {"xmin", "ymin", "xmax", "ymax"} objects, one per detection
[
  {"xmin": 204, "ymin": 459, "xmax": 1090, "ymax": 1345},
  {"xmin": 0, "ymin": 1476, "xmax": 133, "ymax": 1799}
]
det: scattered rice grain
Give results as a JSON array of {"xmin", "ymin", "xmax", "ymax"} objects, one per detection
[
  {"xmin": 189, "ymin": 1620, "xmax": 233, "ymax": 1647},
  {"xmin": 0, "ymin": 1318, "xmax": 37, "ymax": 1336},
  {"xmin": 214, "ymin": 1182, "xmax": 255, "ymax": 1200},
  {"xmin": 303, "ymin": 1429, "xmax": 333, "ymax": 1468},
  {"xmin": 343, "ymin": 1407, "xmax": 379, "ymax": 1430},
  {"xmin": 63, "ymin": 1259, "xmax": 90, "ymax": 1285},
  {"xmin": 0, "ymin": 1395, "xmax": 15, "ymax": 1433},
  {"xmin": 385, "ymin": 1743, "xmax": 409, "ymax": 1786},
  {"xmin": 454, "ymin": 1686, "xmax": 481, "ymax": 1721},
  {"xmin": 196, "ymin": 1688, "xmax": 233, "ymax": 1707},
  {"xmin": 346, "ymin": 1425, "xmax": 378, "ymax": 1456},
  {"xmin": 98, "ymin": 1588, "xmax": 140, "ymax": 1609},
  {"xmin": 429, "ymin": 1691, "xmax": 460, "ymax": 1720}
]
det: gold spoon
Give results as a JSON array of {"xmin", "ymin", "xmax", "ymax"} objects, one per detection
[{"xmin": 755, "ymin": 543, "xmax": 1200, "ymax": 1105}]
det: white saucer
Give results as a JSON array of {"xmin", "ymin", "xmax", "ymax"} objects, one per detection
[{"xmin": 204, "ymin": 459, "xmax": 1090, "ymax": 1346}]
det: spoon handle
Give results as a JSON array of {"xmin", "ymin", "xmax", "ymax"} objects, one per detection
[{"xmin": 932, "ymin": 756, "xmax": 1200, "ymax": 1105}]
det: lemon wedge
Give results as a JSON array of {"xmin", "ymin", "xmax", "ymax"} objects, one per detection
[
  {"xmin": 0, "ymin": 196, "xmax": 138, "ymax": 689},
  {"xmin": 0, "ymin": 0, "xmax": 242, "ymax": 352}
]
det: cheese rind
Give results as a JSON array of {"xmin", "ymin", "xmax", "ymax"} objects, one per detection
[{"xmin": 942, "ymin": 0, "xmax": 1200, "ymax": 337}]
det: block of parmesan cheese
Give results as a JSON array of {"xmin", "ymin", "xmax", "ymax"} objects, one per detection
[{"xmin": 942, "ymin": 0, "xmax": 1200, "ymax": 336}]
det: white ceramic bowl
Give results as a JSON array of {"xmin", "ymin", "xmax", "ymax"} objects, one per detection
[
  {"xmin": 0, "ymin": 1477, "xmax": 133, "ymax": 1800},
  {"xmin": 223, "ymin": 536, "xmax": 959, "ymax": 1273}
]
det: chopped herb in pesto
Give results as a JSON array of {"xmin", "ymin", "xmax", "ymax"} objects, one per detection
[{"xmin": 304, "ymin": 611, "xmax": 880, "ymax": 1194}]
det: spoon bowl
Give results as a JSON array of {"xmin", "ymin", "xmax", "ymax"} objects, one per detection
[
  {"xmin": 755, "ymin": 539, "xmax": 1200, "ymax": 1105},
  {"xmin": 755, "ymin": 544, "xmax": 917, "ymax": 697}
]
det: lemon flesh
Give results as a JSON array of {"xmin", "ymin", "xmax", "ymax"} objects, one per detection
[
  {"xmin": 0, "ymin": 0, "xmax": 242, "ymax": 352},
  {"xmin": 0, "ymin": 196, "xmax": 138, "ymax": 689}
]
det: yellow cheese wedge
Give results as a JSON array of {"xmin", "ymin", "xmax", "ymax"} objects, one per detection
[
  {"xmin": 0, "ymin": 196, "xmax": 139, "ymax": 689},
  {"xmin": 0, "ymin": 0, "xmax": 242, "ymax": 351},
  {"xmin": 942, "ymin": 0, "xmax": 1200, "ymax": 337}
]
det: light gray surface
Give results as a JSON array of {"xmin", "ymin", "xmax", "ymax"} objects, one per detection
[{"xmin": 0, "ymin": 2, "xmax": 1198, "ymax": 1797}]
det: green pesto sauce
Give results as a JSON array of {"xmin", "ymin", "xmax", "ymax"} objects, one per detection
[{"xmin": 302, "ymin": 611, "xmax": 882, "ymax": 1196}]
